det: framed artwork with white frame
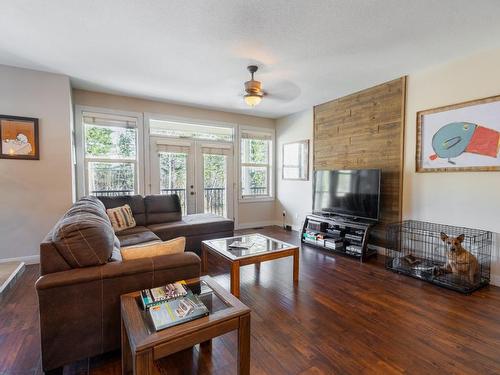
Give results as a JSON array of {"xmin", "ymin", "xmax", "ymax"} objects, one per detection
[
  {"xmin": 282, "ymin": 139, "xmax": 309, "ymax": 180},
  {"xmin": 417, "ymin": 94, "xmax": 500, "ymax": 172}
]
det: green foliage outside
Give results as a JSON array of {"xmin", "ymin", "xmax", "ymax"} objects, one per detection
[
  {"xmin": 160, "ymin": 153, "xmax": 186, "ymax": 190},
  {"xmin": 245, "ymin": 139, "xmax": 268, "ymax": 191},
  {"xmin": 85, "ymin": 126, "xmax": 113, "ymax": 157},
  {"xmin": 85, "ymin": 125, "xmax": 136, "ymax": 192},
  {"xmin": 204, "ymin": 154, "xmax": 225, "ymax": 188}
]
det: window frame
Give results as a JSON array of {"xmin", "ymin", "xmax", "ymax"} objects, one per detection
[
  {"xmin": 238, "ymin": 125, "xmax": 275, "ymax": 203},
  {"xmin": 74, "ymin": 105, "xmax": 144, "ymax": 198}
]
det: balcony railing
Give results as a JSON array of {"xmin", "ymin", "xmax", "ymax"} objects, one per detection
[
  {"xmin": 204, "ymin": 187, "xmax": 225, "ymax": 217},
  {"xmin": 90, "ymin": 186, "xmax": 265, "ymax": 216},
  {"xmin": 161, "ymin": 187, "xmax": 226, "ymax": 217},
  {"xmin": 241, "ymin": 186, "xmax": 268, "ymax": 197},
  {"xmin": 91, "ymin": 189, "xmax": 134, "ymax": 197}
]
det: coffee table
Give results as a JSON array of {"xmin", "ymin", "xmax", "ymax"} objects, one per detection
[
  {"xmin": 201, "ymin": 233, "xmax": 299, "ymax": 298},
  {"xmin": 120, "ymin": 276, "xmax": 251, "ymax": 375}
]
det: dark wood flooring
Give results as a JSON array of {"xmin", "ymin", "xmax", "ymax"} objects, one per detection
[{"xmin": 2, "ymin": 226, "xmax": 500, "ymax": 374}]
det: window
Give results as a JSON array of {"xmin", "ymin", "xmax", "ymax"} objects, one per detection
[
  {"xmin": 80, "ymin": 112, "xmax": 139, "ymax": 196},
  {"xmin": 240, "ymin": 129, "xmax": 273, "ymax": 199}
]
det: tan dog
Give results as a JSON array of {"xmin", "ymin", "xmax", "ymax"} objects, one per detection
[{"xmin": 440, "ymin": 232, "xmax": 479, "ymax": 284}]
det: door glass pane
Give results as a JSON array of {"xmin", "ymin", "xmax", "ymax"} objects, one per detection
[
  {"xmin": 87, "ymin": 162, "xmax": 135, "ymax": 196},
  {"xmin": 159, "ymin": 152, "xmax": 187, "ymax": 215},
  {"xmin": 241, "ymin": 166, "xmax": 268, "ymax": 197},
  {"xmin": 84, "ymin": 124, "xmax": 137, "ymax": 159},
  {"xmin": 203, "ymin": 154, "xmax": 227, "ymax": 217}
]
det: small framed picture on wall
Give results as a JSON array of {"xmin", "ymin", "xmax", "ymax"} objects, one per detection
[
  {"xmin": 0, "ymin": 115, "xmax": 39, "ymax": 160},
  {"xmin": 282, "ymin": 139, "xmax": 309, "ymax": 180}
]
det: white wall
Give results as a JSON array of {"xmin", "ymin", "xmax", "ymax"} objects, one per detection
[
  {"xmin": 72, "ymin": 89, "xmax": 276, "ymax": 228},
  {"xmin": 403, "ymin": 47, "xmax": 500, "ymax": 285},
  {"xmin": 275, "ymin": 109, "xmax": 313, "ymax": 230},
  {"xmin": 0, "ymin": 65, "xmax": 73, "ymax": 262}
]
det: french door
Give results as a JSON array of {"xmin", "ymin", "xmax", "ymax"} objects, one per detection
[{"xmin": 149, "ymin": 137, "xmax": 233, "ymax": 219}]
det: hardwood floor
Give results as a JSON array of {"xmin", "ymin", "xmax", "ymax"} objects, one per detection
[{"xmin": 2, "ymin": 226, "xmax": 500, "ymax": 374}]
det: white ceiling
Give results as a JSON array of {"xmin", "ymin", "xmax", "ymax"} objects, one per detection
[{"xmin": 2, "ymin": 1, "xmax": 500, "ymax": 119}]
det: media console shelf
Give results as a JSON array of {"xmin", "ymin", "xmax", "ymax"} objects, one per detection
[{"xmin": 301, "ymin": 214, "xmax": 377, "ymax": 262}]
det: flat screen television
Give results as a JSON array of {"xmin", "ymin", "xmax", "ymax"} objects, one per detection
[{"xmin": 312, "ymin": 169, "xmax": 381, "ymax": 221}]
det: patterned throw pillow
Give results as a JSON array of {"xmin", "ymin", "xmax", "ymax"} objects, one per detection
[{"xmin": 106, "ymin": 204, "xmax": 136, "ymax": 232}]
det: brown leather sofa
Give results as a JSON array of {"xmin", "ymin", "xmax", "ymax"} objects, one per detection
[
  {"xmin": 36, "ymin": 194, "xmax": 232, "ymax": 373},
  {"xmin": 98, "ymin": 194, "xmax": 234, "ymax": 255}
]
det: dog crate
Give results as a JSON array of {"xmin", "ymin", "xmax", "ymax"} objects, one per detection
[{"xmin": 385, "ymin": 220, "xmax": 491, "ymax": 293}]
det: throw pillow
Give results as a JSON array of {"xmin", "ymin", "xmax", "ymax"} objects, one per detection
[
  {"xmin": 106, "ymin": 204, "xmax": 136, "ymax": 232},
  {"xmin": 121, "ymin": 237, "xmax": 186, "ymax": 261}
]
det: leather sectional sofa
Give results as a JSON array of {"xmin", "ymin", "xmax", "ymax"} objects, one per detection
[{"xmin": 36, "ymin": 194, "xmax": 233, "ymax": 373}]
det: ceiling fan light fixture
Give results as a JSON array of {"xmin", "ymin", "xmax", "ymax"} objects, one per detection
[
  {"xmin": 244, "ymin": 93, "xmax": 263, "ymax": 107},
  {"xmin": 243, "ymin": 65, "xmax": 264, "ymax": 107}
]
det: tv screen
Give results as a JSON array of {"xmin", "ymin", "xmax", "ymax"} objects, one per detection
[{"xmin": 312, "ymin": 169, "xmax": 381, "ymax": 221}]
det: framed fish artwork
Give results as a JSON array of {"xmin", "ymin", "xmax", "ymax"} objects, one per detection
[
  {"xmin": 416, "ymin": 95, "xmax": 500, "ymax": 172},
  {"xmin": 0, "ymin": 115, "xmax": 39, "ymax": 160}
]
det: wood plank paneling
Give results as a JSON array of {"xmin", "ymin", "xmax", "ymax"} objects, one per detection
[{"xmin": 313, "ymin": 77, "xmax": 407, "ymax": 244}]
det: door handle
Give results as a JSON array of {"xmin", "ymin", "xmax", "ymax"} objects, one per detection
[{"xmin": 190, "ymin": 191, "xmax": 196, "ymax": 195}]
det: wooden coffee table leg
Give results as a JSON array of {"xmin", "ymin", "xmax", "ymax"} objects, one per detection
[
  {"xmin": 121, "ymin": 318, "xmax": 132, "ymax": 375},
  {"xmin": 134, "ymin": 349, "xmax": 154, "ymax": 375},
  {"xmin": 230, "ymin": 261, "xmax": 240, "ymax": 298},
  {"xmin": 293, "ymin": 248, "xmax": 299, "ymax": 282},
  {"xmin": 238, "ymin": 313, "xmax": 251, "ymax": 375}
]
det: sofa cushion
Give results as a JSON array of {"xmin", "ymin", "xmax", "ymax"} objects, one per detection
[
  {"xmin": 144, "ymin": 195, "xmax": 182, "ymax": 225},
  {"xmin": 116, "ymin": 226, "xmax": 161, "ymax": 247},
  {"xmin": 121, "ymin": 237, "xmax": 186, "ymax": 261},
  {"xmin": 148, "ymin": 213, "xmax": 234, "ymax": 241},
  {"xmin": 51, "ymin": 213, "xmax": 115, "ymax": 268},
  {"xmin": 98, "ymin": 195, "xmax": 146, "ymax": 226}
]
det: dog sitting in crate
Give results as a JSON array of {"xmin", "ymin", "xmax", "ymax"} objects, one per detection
[{"xmin": 440, "ymin": 232, "xmax": 479, "ymax": 284}]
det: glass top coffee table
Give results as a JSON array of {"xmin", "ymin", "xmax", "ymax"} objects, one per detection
[{"xmin": 201, "ymin": 233, "xmax": 299, "ymax": 298}]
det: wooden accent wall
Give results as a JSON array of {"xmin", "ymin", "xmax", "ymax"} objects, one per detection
[{"xmin": 313, "ymin": 77, "xmax": 406, "ymax": 245}]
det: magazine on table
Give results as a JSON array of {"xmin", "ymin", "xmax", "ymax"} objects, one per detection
[
  {"xmin": 148, "ymin": 290, "xmax": 209, "ymax": 331},
  {"xmin": 228, "ymin": 240, "xmax": 254, "ymax": 249},
  {"xmin": 140, "ymin": 281, "xmax": 188, "ymax": 310}
]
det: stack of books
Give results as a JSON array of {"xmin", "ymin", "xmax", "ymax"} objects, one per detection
[{"xmin": 140, "ymin": 282, "xmax": 209, "ymax": 331}]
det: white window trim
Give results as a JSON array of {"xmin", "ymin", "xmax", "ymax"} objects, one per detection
[
  {"xmin": 238, "ymin": 125, "xmax": 275, "ymax": 203},
  {"xmin": 74, "ymin": 105, "xmax": 144, "ymax": 198}
]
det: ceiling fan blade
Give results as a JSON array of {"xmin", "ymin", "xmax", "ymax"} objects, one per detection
[{"xmin": 264, "ymin": 80, "xmax": 301, "ymax": 102}]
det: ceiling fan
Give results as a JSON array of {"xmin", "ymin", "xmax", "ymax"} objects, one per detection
[
  {"xmin": 242, "ymin": 65, "xmax": 300, "ymax": 108},
  {"xmin": 243, "ymin": 65, "xmax": 264, "ymax": 107}
]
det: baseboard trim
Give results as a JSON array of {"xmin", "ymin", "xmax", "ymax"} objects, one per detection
[
  {"xmin": 0, "ymin": 255, "xmax": 40, "ymax": 265},
  {"xmin": 0, "ymin": 262, "xmax": 25, "ymax": 295},
  {"xmin": 236, "ymin": 221, "xmax": 281, "ymax": 230}
]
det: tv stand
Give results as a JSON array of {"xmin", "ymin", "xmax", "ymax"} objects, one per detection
[{"xmin": 301, "ymin": 214, "xmax": 376, "ymax": 262}]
